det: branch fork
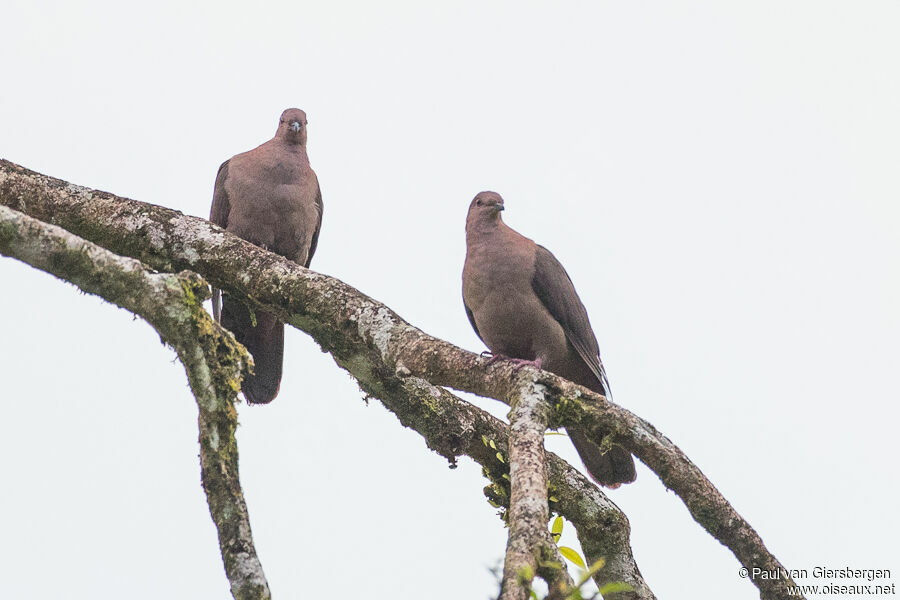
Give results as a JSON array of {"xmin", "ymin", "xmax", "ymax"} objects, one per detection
[{"xmin": 0, "ymin": 159, "xmax": 804, "ymax": 600}]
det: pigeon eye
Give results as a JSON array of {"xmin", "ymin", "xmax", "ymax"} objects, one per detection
[{"xmin": 476, "ymin": 199, "xmax": 482, "ymax": 206}]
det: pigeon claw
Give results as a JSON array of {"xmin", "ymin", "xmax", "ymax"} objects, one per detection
[
  {"xmin": 508, "ymin": 357, "xmax": 543, "ymax": 372},
  {"xmin": 481, "ymin": 351, "xmax": 508, "ymax": 366}
]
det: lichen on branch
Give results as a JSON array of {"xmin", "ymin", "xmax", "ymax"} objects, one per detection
[
  {"xmin": 499, "ymin": 375, "xmax": 573, "ymax": 600},
  {"xmin": 0, "ymin": 159, "xmax": 804, "ymax": 599},
  {"xmin": 0, "ymin": 204, "xmax": 269, "ymax": 600}
]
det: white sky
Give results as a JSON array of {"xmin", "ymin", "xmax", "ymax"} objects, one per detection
[{"xmin": 2, "ymin": 1, "xmax": 899, "ymax": 598}]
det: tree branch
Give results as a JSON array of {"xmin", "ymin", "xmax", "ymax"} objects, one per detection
[
  {"xmin": 0, "ymin": 204, "xmax": 269, "ymax": 600},
  {"xmin": 349, "ymin": 364, "xmax": 652, "ymax": 597},
  {"xmin": 0, "ymin": 159, "xmax": 802, "ymax": 599},
  {"xmin": 499, "ymin": 378, "xmax": 566, "ymax": 600}
]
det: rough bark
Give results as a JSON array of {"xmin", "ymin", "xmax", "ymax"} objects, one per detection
[
  {"xmin": 353, "ymin": 372, "xmax": 652, "ymax": 598},
  {"xmin": 0, "ymin": 204, "xmax": 269, "ymax": 600},
  {"xmin": 0, "ymin": 159, "xmax": 803, "ymax": 599},
  {"xmin": 499, "ymin": 379, "xmax": 568, "ymax": 600}
]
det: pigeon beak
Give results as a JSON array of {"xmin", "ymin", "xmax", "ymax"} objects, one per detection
[
  {"xmin": 290, "ymin": 122, "xmax": 301, "ymax": 133},
  {"xmin": 497, "ymin": 204, "xmax": 505, "ymax": 211}
]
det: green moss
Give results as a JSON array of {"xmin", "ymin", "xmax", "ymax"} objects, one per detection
[
  {"xmin": 41, "ymin": 241, "xmax": 147, "ymax": 310},
  {"xmin": 480, "ymin": 434, "xmax": 512, "ymax": 521},
  {"xmin": 0, "ymin": 219, "xmax": 16, "ymax": 248},
  {"xmin": 65, "ymin": 209, "xmax": 174, "ymax": 274},
  {"xmin": 195, "ymin": 317, "xmax": 250, "ymax": 402},
  {"xmin": 414, "ymin": 386, "xmax": 443, "ymax": 414},
  {"xmin": 162, "ymin": 271, "xmax": 251, "ymax": 422},
  {"xmin": 178, "ymin": 272, "xmax": 211, "ymax": 304},
  {"xmin": 688, "ymin": 498, "xmax": 721, "ymax": 534},
  {"xmin": 335, "ymin": 354, "xmax": 387, "ymax": 399},
  {"xmin": 550, "ymin": 392, "xmax": 587, "ymax": 429}
]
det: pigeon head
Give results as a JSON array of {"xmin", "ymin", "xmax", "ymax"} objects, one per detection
[
  {"xmin": 467, "ymin": 191, "xmax": 506, "ymax": 228},
  {"xmin": 278, "ymin": 108, "xmax": 308, "ymax": 145}
]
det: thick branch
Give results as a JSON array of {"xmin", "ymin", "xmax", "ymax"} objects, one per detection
[
  {"xmin": 0, "ymin": 161, "xmax": 651, "ymax": 598},
  {"xmin": 0, "ymin": 159, "xmax": 801, "ymax": 599},
  {"xmin": 546, "ymin": 459, "xmax": 647, "ymax": 599},
  {"xmin": 499, "ymin": 378, "xmax": 563, "ymax": 600},
  {"xmin": 0, "ymin": 204, "xmax": 269, "ymax": 600},
  {"xmin": 343, "ymin": 366, "xmax": 653, "ymax": 598}
]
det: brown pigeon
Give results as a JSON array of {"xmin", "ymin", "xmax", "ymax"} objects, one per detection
[
  {"xmin": 210, "ymin": 108, "xmax": 322, "ymax": 404},
  {"xmin": 462, "ymin": 191, "xmax": 635, "ymax": 487}
]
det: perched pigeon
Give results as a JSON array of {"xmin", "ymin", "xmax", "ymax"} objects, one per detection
[
  {"xmin": 462, "ymin": 191, "xmax": 635, "ymax": 487},
  {"xmin": 210, "ymin": 108, "xmax": 322, "ymax": 404}
]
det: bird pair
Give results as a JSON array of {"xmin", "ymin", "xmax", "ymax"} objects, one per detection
[{"xmin": 210, "ymin": 108, "xmax": 635, "ymax": 488}]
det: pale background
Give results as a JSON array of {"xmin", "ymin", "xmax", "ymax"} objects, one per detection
[{"xmin": 1, "ymin": 1, "xmax": 898, "ymax": 598}]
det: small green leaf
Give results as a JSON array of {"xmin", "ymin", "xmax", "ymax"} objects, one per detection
[
  {"xmin": 489, "ymin": 439, "xmax": 497, "ymax": 449},
  {"xmin": 558, "ymin": 546, "xmax": 586, "ymax": 569},
  {"xmin": 544, "ymin": 431, "xmax": 568, "ymax": 437},
  {"xmin": 549, "ymin": 495, "xmax": 559, "ymax": 503},
  {"xmin": 501, "ymin": 473, "xmax": 510, "ymax": 481},
  {"xmin": 597, "ymin": 582, "xmax": 633, "ymax": 595},
  {"xmin": 482, "ymin": 435, "xmax": 489, "ymax": 447},
  {"xmin": 529, "ymin": 590, "xmax": 539, "ymax": 600},
  {"xmin": 496, "ymin": 452, "xmax": 504, "ymax": 463},
  {"xmin": 551, "ymin": 516, "xmax": 564, "ymax": 542}
]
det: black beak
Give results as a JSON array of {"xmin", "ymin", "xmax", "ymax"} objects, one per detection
[{"xmin": 497, "ymin": 204, "xmax": 505, "ymax": 211}]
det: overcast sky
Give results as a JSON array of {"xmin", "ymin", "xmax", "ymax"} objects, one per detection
[{"xmin": 2, "ymin": 1, "xmax": 899, "ymax": 598}]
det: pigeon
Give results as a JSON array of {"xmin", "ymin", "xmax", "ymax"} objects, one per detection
[
  {"xmin": 462, "ymin": 191, "xmax": 635, "ymax": 487},
  {"xmin": 210, "ymin": 108, "xmax": 322, "ymax": 404}
]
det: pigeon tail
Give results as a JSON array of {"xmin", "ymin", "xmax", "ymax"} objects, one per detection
[
  {"xmin": 220, "ymin": 294, "xmax": 284, "ymax": 405},
  {"xmin": 568, "ymin": 429, "xmax": 636, "ymax": 488}
]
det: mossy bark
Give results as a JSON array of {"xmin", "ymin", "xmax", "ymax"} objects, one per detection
[
  {"xmin": 1, "ymin": 159, "xmax": 803, "ymax": 599},
  {"xmin": 499, "ymin": 379, "xmax": 573, "ymax": 600},
  {"xmin": 0, "ymin": 205, "xmax": 269, "ymax": 600}
]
